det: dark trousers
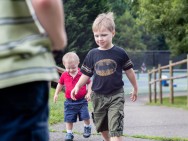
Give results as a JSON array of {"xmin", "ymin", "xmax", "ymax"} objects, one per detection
[{"xmin": 0, "ymin": 81, "xmax": 49, "ymax": 141}]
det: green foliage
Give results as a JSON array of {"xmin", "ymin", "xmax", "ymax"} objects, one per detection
[
  {"xmin": 108, "ymin": 0, "xmax": 128, "ymax": 16},
  {"xmin": 114, "ymin": 11, "xmax": 147, "ymax": 51},
  {"xmin": 136, "ymin": 0, "xmax": 188, "ymax": 55},
  {"xmin": 59, "ymin": 0, "xmax": 170, "ymax": 66},
  {"xmin": 62, "ymin": 0, "xmax": 110, "ymax": 63},
  {"xmin": 106, "ymin": 0, "xmax": 167, "ymax": 51}
]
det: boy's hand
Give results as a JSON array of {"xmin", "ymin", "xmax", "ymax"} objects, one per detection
[
  {"xmin": 71, "ymin": 87, "xmax": 79, "ymax": 100},
  {"xmin": 130, "ymin": 91, "xmax": 137, "ymax": 102},
  {"xmin": 85, "ymin": 93, "xmax": 91, "ymax": 101},
  {"xmin": 54, "ymin": 94, "xmax": 58, "ymax": 103}
]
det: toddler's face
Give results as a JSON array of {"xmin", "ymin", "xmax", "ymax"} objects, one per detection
[
  {"xmin": 64, "ymin": 61, "xmax": 78, "ymax": 75},
  {"xmin": 93, "ymin": 27, "xmax": 115, "ymax": 50}
]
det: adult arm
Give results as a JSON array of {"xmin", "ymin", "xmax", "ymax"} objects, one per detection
[
  {"xmin": 32, "ymin": 0, "xmax": 67, "ymax": 50},
  {"xmin": 125, "ymin": 68, "xmax": 138, "ymax": 102}
]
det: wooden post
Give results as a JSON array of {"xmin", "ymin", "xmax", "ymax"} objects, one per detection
[
  {"xmin": 169, "ymin": 60, "xmax": 174, "ymax": 104},
  {"xmin": 154, "ymin": 67, "xmax": 157, "ymax": 103},
  {"xmin": 148, "ymin": 70, "xmax": 152, "ymax": 103},
  {"xmin": 187, "ymin": 54, "xmax": 188, "ymax": 107},
  {"xmin": 158, "ymin": 64, "xmax": 162, "ymax": 104}
]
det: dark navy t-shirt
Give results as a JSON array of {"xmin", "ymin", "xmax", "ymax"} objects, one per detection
[{"xmin": 81, "ymin": 46, "xmax": 133, "ymax": 94}]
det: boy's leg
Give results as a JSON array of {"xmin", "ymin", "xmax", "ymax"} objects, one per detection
[
  {"xmin": 108, "ymin": 89, "xmax": 125, "ymax": 139},
  {"xmin": 83, "ymin": 119, "xmax": 91, "ymax": 138},
  {"xmin": 91, "ymin": 93, "xmax": 109, "ymax": 133},
  {"xmin": 66, "ymin": 122, "xmax": 73, "ymax": 131},
  {"xmin": 83, "ymin": 119, "xmax": 90, "ymax": 125},
  {"xmin": 110, "ymin": 136, "xmax": 123, "ymax": 141},
  {"xmin": 79, "ymin": 100, "xmax": 91, "ymax": 138},
  {"xmin": 101, "ymin": 131, "xmax": 110, "ymax": 141},
  {"xmin": 65, "ymin": 122, "xmax": 74, "ymax": 141}
]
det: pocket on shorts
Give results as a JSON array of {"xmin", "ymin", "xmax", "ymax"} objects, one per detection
[{"xmin": 118, "ymin": 110, "xmax": 124, "ymax": 130}]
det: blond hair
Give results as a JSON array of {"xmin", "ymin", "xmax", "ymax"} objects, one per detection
[
  {"xmin": 62, "ymin": 52, "xmax": 79, "ymax": 63},
  {"xmin": 92, "ymin": 12, "xmax": 115, "ymax": 32}
]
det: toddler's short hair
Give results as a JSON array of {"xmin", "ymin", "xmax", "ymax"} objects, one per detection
[
  {"xmin": 62, "ymin": 52, "xmax": 79, "ymax": 63},
  {"xmin": 92, "ymin": 12, "xmax": 115, "ymax": 32}
]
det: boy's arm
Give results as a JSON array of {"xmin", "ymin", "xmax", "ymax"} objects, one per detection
[
  {"xmin": 54, "ymin": 83, "xmax": 63, "ymax": 103},
  {"xmin": 71, "ymin": 74, "xmax": 90, "ymax": 100},
  {"xmin": 125, "ymin": 68, "xmax": 138, "ymax": 102},
  {"xmin": 85, "ymin": 81, "xmax": 92, "ymax": 101},
  {"xmin": 31, "ymin": 0, "xmax": 67, "ymax": 50}
]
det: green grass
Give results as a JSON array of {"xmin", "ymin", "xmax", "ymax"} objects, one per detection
[
  {"xmin": 147, "ymin": 95, "xmax": 188, "ymax": 110},
  {"xmin": 49, "ymin": 88, "xmax": 65, "ymax": 125},
  {"xmin": 130, "ymin": 134, "xmax": 188, "ymax": 141}
]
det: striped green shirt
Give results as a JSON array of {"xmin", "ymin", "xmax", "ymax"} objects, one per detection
[{"xmin": 0, "ymin": 0, "xmax": 59, "ymax": 88}]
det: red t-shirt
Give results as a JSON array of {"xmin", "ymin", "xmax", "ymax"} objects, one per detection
[{"xmin": 59, "ymin": 69, "xmax": 90, "ymax": 99}]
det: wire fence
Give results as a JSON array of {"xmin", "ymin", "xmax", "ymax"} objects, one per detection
[{"xmin": 128, "ymin": 51, "xmax": 187, "ymax": 71}]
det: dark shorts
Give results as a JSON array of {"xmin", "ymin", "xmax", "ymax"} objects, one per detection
[
  {"xmin": 64, "ymin": 98, "xmax": 90, "ymax": 123},
  {"xmin": 91, "ymin": 88, "xmax": 125, "ymax": 137},
  {"xmin": 0, "ymin": 81, "xmax": 49, "ymax": 141}
]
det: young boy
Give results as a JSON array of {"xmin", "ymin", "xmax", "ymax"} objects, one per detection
[
  {"xmin": 71, "ymin": 12, "xmax": 138, "ymax": 141},
  {"xmin": 54, "ymin": 52, "xmax": 92, "ymax": 141}
]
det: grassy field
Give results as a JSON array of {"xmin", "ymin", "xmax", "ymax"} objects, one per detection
[
  {"xmin": 147, "ymin": 95, "xmax": 188, "ymax": 110},
  {"xmin": 49, "ymin": 88, "xmax": 65, "ymax": 125}
]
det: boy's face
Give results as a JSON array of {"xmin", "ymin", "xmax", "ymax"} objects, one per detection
[
  {"xmin": 63, "ymin": 61, "xmax": 79, "ymax": 76},
  {"xmin": 93, "ymin": 27, "xmax": 115, "ymax": 50}
]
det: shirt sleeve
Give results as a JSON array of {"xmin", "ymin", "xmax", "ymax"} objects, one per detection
[
  {"xmin": 122, "ymin": 50, "xmax": 134, "ymax": 70},
  {"xmin": 81, "ymin": 51, "xmax": 94, "ymax": 77}
]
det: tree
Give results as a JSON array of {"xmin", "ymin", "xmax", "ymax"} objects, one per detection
[
  {"xmin": 114, "ymin": 11, "xmax": 147, "ymax": 51},
  {"xmin": 108, "ymin": 0, "xmax": 128, "ymax": 16},
  {"xmin": 136, "ymin": 0, "xmax": 188, "ymax": 55},
  {"xmin": 60, "ymin": 0, "xmax": 110, "ymax": 65}
]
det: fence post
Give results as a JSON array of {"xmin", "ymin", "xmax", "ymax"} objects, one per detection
[
  {"xmin": 158, "ymin": 64, "xmax": 162, "ymax": 104},
  {"xmin": 148, "ymin": 70, "xmax": 152, "ymax": 103},
  {"xmin": 153, "ymin": 67, "xmax": 157, "ymax": 103},
  {"xmin": 169, "ymin": 60, "xmax": 174, "ymax": 104},
  {"xmin": 187, "ymin": 54, "xmax": 188, "ymax": 107}
]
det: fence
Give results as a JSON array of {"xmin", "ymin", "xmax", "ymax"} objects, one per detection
[
  {"xmin": 127, "ymin": 51, "xmax": 187, "ymax": 71},
  {"xmin": 148, "ymin": 55, "xmax": 188, "ymax": 106}
]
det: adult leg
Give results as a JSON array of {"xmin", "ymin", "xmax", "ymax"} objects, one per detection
[{"xmin": 0, "ymin": 81, "xmax": 49, "ymax": 141}]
